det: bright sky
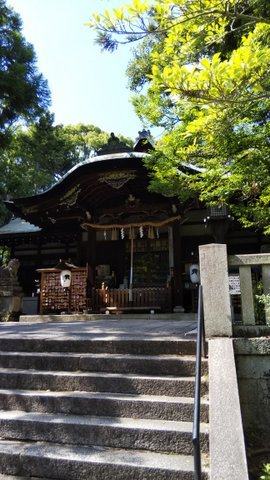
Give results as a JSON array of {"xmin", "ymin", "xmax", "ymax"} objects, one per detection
[{"xmin": 7, "ymin": 0, "xmax": 147, "ymax": 140}]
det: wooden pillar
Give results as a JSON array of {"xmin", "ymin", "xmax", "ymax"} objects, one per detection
[
  {"xmin": 86, "ymin": 228, "xmax": 96, "ymax": 287},
  {"xmin": 37, "ymin": 239, "xmax": 42, "ymax": 267},
  {"xmin": 78, "ymin": 231, "xmax": 88, "ymax": 265},
  {"xmin": 168, "ymin": 226, "xmax": 174, "ymax": 269},
  {"xmin": 172, "ymin": 222, "xmax": 183, "ymax": 308}
]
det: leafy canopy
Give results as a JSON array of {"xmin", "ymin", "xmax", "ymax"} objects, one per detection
[
  {"xmin": 0, "ymin": 0, "xmax": 50, "ymax": 145},
  {"xmin": 88, "ymin": 0, "xmax": 270, "ymax": 233}
]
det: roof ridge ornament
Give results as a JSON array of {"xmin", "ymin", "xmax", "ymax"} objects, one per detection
[
  {"xmin": 134, "ymin": 129, "xmax": 154, "ymax": 152},
  {"xmin": 97, "ymin": 132, "xmax": 133, "ymax": 155},
  {"xmin": 137, "ymin": 129, "xmax": 151, "ymax": 140}
]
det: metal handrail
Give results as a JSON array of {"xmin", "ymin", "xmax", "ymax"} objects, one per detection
[{"xmin": 192, "ymin": 284, "xmax": 207, "ymax": 480}]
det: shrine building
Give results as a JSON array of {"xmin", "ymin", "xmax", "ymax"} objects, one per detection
[{"xmin": 0, "ymin": 131, "xmax": 264, "ymax": 315}]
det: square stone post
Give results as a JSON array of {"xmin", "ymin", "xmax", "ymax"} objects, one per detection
[
  {"xmin": 262, "ymin": 264, "xmax": 270, "ymax": 324},
  {"xmin": 199, "ymin": 244, "xmax": 232, "ymax": 337}
]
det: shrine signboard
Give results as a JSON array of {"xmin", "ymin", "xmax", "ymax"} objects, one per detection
[{"xmin": 228, "ymin": 274, "xmax": 241, "ymax": 295}]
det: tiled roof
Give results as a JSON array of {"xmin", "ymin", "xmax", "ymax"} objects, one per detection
[{"xmin": 0, "ymin": 217, "xmax": 41, "ymax": 235}]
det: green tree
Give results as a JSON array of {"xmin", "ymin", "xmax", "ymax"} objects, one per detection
[
  {"xmin": 89, "ymin": 0, "xmax": 270, "ymax": 233},
  {"xmin": 9, "ymin": 114, "xmax": 111, "ymax": 192},
  {"xmin": 0, "ymin": 0, "xmax": 50, "ymax": 146}
]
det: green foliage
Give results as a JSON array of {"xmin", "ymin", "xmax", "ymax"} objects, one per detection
[
  {"xmin": 261, "ymin": 464, "xmax": 270, "ymax": 480},
  {"xmin": 0, "ymin": 0, "xmax": 50, "ymax": 145},
  {"xmin": 255, "ymin": 291, "xmax": 270, "ymax": 325},
  {"xmin": 0, "ymin": 245, "xmax": 9, "ymax": 266},
  {"xmin": 254, "ymin": 280, "xmax": 266, "ymax": 325},
  {"xmin": 90, "ymin": 0, "xmax": 270, "ymax": 232},
  {"xmin": 0, "ymin": 312, "xmax": 11, "ymax": 322}
]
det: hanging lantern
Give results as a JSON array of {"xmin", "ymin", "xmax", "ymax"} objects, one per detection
[
  {"xmin": 190, "ymin": 264, "xmax": 200, "ymax": 284},
  {"xmin": 121, "ymin": 228, "xmax": 125, "ymax": 239},
  {"xmin": 60, "ymin": 269, "xmax": 72, "ymax": 288},
  {"xmin": 104, "ymin": 229, "xmax": 107, "ymax": 240},
  {"xmin": 139, "ymin": 226, "xmax": 144, "ymax": 238},
  {"xmin": 54, "ymin": 259, "xmax": 74, "ymax": 289},
  {"xmin": 156, "ymin": 227, "xmax": 160, "ymax": 239}
]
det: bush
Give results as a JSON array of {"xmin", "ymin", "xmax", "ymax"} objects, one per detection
[{"xmin": 261, "ymin": 464, "xmax": 270, "ymax": 480}]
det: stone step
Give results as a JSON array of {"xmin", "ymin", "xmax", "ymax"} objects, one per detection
[
  {"xmin": 0, "ymin": 439, "xmax": 209, "ymax": 480},
  {"xmin": 0, "ymin": 476, "xmax": 48, "ymax": 480},
  {"xmin": 0, "ymin": 328, "xmax": 209, "ymax": 479},
  {"xmin": 0, "ymin": 367, "xmax": 208, "ymax": 397},
  {"xmin": 0, "ymin": 337, "xmax": 197, "ymax": 355},
  {"xmin": 0, "ymin": 352, "xmax": 207, "ymax": 377},
  {"xmin": 0, "ymin": 389, "xmax": 209, "ymax": 422},
  {"xmin": 19, "ymin": 313, "xmax": 197, "ymax": 322},
  {"xmin": 0, "ymin": 410, "xmax": 209, "ymax": 455},
  {"xmin": 0, "ymin": 476, "xmax": 49, "ymax": 480}
]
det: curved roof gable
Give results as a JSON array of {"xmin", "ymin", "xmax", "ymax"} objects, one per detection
[{"xmin": 3, "ymin": 133, "xmax": 176, "ymax": 229}]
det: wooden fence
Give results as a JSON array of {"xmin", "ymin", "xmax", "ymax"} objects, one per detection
[{"xmin": 91, "ymin": 287, "xmax": 171, "ymax": 313}]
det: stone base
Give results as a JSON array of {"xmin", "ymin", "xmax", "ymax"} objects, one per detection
[{"xmin": 173, "ymin": 305, "xmax": 185, "ymax": 313}]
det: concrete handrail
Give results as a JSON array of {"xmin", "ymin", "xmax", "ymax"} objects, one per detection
[{"xmin": 209, "ymin": 338, "xmax": 249, "ymax": 480}]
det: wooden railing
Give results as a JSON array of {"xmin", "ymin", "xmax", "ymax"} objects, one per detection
[{"xmin": 91, "ymin": 287, "xmax": 171, "ymax": 313}]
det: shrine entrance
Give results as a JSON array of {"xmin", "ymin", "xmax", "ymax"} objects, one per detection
[{"xmin": 83, "ymin": 220, "xmax": 177, "ymax": 314}]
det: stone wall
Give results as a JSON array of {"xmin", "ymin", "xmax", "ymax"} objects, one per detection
[
  {"xmin": 234, "ymin": 338, "xmax": 270, "ymax": 478},
  {"xmin": 234, "ymin": 338, "xmax": 270, "ymax": 434}
]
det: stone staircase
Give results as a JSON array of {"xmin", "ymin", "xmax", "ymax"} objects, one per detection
[{"xmin": 0, "ymin": 332, "xmax": 209, "ymax": 479}]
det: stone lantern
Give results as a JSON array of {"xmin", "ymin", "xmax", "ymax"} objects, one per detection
[{"xmin": 0, "ymin": 259, "xmax": 23, "ymax": 321}]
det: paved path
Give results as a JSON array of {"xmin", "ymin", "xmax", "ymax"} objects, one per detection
[{"xmin": 0, "ymin": 319, "xmax": 197, "ymax": 341}]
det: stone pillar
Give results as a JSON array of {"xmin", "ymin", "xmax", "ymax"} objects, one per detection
[
  {"xmin": 239, "ymin": 265, "xmax": 255, "ymax": 325},
  {"xmin": 199, "ymin": 243, "xmax": 232, "ymax": 337},
  {"xmin": 262, "ymin": 264, "xmax": 270, "ymax": 324}
]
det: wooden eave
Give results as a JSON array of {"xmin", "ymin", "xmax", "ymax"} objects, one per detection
[{"xmin": 4, "ymin": 155, "xmax": 178, "ymax": 229}]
